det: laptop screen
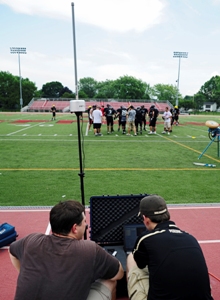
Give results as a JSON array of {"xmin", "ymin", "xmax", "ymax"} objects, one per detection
[{"xmin": 123, "ymin": 224, "xmax": 146, "ymax": 253}]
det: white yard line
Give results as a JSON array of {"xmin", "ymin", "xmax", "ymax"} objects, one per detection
[
  {"xmin": 85, "ymin": 122, "xmax": 89, "ymax": 136},
  {"xmin": 7, "ymin": 122, "xmax": 46, "ymax": 136}
]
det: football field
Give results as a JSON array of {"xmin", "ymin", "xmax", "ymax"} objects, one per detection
[{"xmin": 0, "ymin": 112, "xmax": 220, "ymax": 206}]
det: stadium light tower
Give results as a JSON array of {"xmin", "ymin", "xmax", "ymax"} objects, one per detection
[
  {"xmin": 173, "ymin": 51, "xmax": 188, "ymax": 107},
  {"xmin": 10, "ymin": 47, "xmax": 27, "ymax": 110}
]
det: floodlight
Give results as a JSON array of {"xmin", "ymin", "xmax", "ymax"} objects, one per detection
[
  {"xmin": 173, "ymin": 51, "xmax": 188, "ymax": 106},
  {"xmin": 10, "ymin": 47, "xmax": 27, "ymax": 109}
]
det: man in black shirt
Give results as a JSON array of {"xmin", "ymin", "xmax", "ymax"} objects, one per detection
[
  {"xmin": 140, "ymin": 105, "xmax": 148, "ymax": 131},
  {"xmin": 126, "ymin": 195, "xmax": 213, "ymax": 300},
  {"xmin": 104, "ymin": 104, "xmax": 116, "ymax": 134},
  {"xmin": 173, "ymin": 105, "xmax": 180, "ymax": 125},
  {"xmin": 115, "ymin": 106, "xmax": 127, "ymax": 134},
  {"xmin": 170, "ymin": 107, "xmax": 175, "ymax": 132},
  {"xmin": 86, "ymin": 105, "xmax": 93, "ymax": 131},
  {"xmin": 135, "ymin": 107, "xmax": 143, "ymax": 135},
  {"xmin": 148, "ymin": 105, "xmax": 159, "ymax": 134},
  {"xmin": 51, "ymin": 104, "xmax": 56, "ymax": 121}
]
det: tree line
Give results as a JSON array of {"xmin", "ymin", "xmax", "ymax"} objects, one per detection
[{"xmin": 0, "ymin": 71, "xmax": 220, "ymax": 111}]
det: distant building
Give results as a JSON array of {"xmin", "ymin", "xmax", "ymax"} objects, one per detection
[{"xmin": 202, "ymin": 102, "xmax": 217, "ymax": 112}]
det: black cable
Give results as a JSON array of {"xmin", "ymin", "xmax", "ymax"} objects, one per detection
[{"xmin": 80, "ymin": 113, "xmax": 85, "ymax": 171}]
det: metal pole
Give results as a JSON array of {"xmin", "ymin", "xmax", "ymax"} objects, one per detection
[
  {"xmin": 176, "ymin": 56, "xmax": 181, "ymax": 107},
  {"xmin": 18, "ymin": 53, "xmax": 23, "ymax": 109},
  {"xmin": 198, "ymin": 137, "xmax": 215, "ymax": 159},
  {"xmin": 76, "ymin": 111, "xmax": 86, "ymax": 240},
  {"xmin": 71, "ymin": 2, "xmax": 79, "ymax": 100},
  {"xmin": 173, "ymin": 51, "xmax": 188, "ymax": 107},
  {"xmin": 70, "ymin": 6, "xmax": 86, "ymax": 239},
  {"xmin": 10, "ymin": 47, "xmax": 26, "ymax": 110},
  {"xmin": 76, "ymin": 112, "xmax": 85, "ymax": 206}
]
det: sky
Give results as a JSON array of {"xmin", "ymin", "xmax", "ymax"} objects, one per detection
[{"xmin": 1, "ymin": 0, "xmax": 220, "ymax": 97}]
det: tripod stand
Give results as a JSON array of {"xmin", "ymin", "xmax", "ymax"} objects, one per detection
[
  {"xmin": 70, "ymin": 100, "xmax": 87, "ymax": 239},
  {"xmin": 198, "ymin": 127, "xmax": 220, "ymax": 159}
]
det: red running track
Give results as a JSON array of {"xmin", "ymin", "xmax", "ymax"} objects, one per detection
[{"xmin": 1, "ymin": 205, "xmax": 220, "ymax": 300}]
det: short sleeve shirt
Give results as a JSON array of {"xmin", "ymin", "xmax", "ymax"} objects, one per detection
[
  {"xmin": 127, "ymin": 109, "xmax": 136, "ymax": 122},
  {"xmin": 163, "ymin": 111, "xmax": 172, "ymax": 121},
  {"xmin": 92, "ymin": 109, "xmax": 102, "ymax": 124},
  {"xmin": 10, "ymin": 233, "xmax": 120, "ymax": 300}
]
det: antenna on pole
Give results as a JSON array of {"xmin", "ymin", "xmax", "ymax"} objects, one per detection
[
  {"xmin": 70, "ymin": 4, "xmax": 86, "ymax": 239},
  {"xmin": 71, "ymin": 3, "xmax": 79, "ymax": 100}
]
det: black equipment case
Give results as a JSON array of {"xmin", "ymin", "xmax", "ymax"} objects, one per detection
[{"xmin": 89, "ymin": 194, "xmax": 149, "ymax": 297}]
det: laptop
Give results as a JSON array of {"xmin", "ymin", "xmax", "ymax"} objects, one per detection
[{"xmin": 123, "ymin": 224, "xmax": 146, "ymax": 254}]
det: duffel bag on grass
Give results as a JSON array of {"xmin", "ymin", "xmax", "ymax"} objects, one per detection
[{"xmin": 0, "ymin": 223, "xmax": 17, "ymax": 248}]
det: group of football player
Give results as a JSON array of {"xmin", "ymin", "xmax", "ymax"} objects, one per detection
[{"xmin": 86, "ymin": 104, "xmax": 179, "ymax": 136}]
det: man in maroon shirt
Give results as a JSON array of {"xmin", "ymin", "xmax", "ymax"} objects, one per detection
[{"xmin": 9, "ymin": 200, "xmax": 124, "ymax": 300}]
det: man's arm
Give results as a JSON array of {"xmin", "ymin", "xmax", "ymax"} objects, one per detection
[
  {"xmin": 91, "ymin": 110, "xmax": 94, "ymax": 120},
  {"xmin": 109, "ymin": 261, "xmax": 124, "ymax": 281},
  {"xmin": 96, "ymin": 245, "xmax": 124, "ymax": 281},
  {"xmin": 9, "ymin": 250, "xmax": 20, "ymax": 272}
]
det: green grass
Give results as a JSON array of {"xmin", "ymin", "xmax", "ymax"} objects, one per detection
[{"xmin": 0, "ymin": 112, "xmax": 220, "ymax": 206}]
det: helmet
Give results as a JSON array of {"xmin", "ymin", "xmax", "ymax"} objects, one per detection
[
  {"xmin": 150, "ymin": 105, "xmax": 155, "ymax": 109},
  {"xmin": 88, "ymin": 105, "xmax": 92, "ymax": 108},
  {"xmin": 175, "ymin": 105, "xmax": 178, "ymax": 108}
]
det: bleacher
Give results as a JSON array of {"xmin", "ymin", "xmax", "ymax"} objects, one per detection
[
  {"xmin": 43, "ymin": 101, "xmax": 70, "ymax": 111},
  {"xmin": 85, "ymin": 101, "xmax": 171, "ymax": 113},
  {"xmin": 28, "ymin": 99, "xmax": 70, "ymax": 112},
  {"xmin": 154, "ymin": 102, "xmax": 170, "ymax": 112},
  {"xmin": 28, "ymin": 100, "xmax": 47, "ymax": 111},
  {"xmin": 28, "ymin": 99, "xmax": 172, "ymax": 113}
]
